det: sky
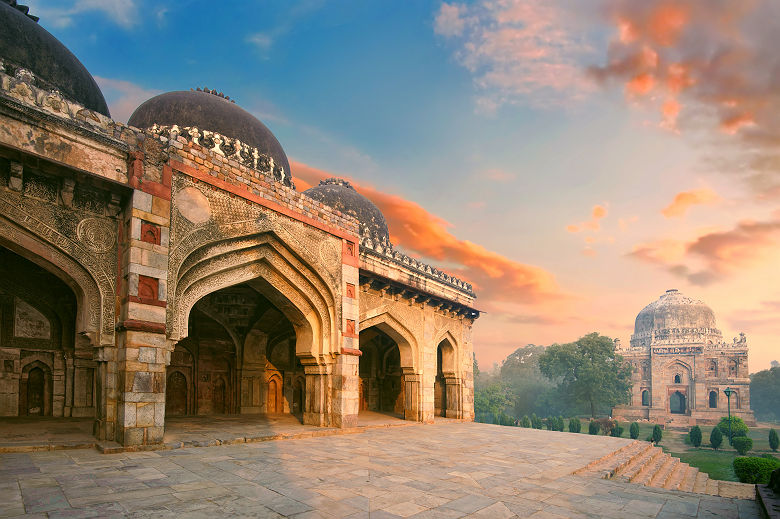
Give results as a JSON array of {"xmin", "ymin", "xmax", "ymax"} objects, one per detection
[{"xmin": 28, "ymin": 0, "xmax": 780, "ymax": 372}]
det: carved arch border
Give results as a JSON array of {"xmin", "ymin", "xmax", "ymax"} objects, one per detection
[
  {"xmin": 0, "ymin": 216, "xmax": 112, "ymax": 347},
  {"xmin": 359, "ymin": 311, "xmax": 420, "ymax": 373},
  {"xmin": 169, "ymin": 239, "xmax": 337, "ymax": 361}
]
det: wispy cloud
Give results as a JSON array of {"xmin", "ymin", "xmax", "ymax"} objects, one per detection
[
  {"xmin": 28, "ymin": 0, "xmax": 140, "ymax": 29},
  {"xmin": 630, "ymin": 216, "xmax": 780, "ymax": 285},
  {"xmin": 566, "ymin": 204, "xmax": 608, "ymax": 233},
  {"xmin": 661, "ymin": 188, "xmax": 720, "ymax": 218},
  {"xmin": 94, "ymin": 77, "xmax": 160, "ymax": 123},
  {"xmin": 434, "ymin": 0, "xmax": 596, "ymax": 112}
]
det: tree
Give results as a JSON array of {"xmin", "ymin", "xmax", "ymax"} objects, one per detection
[
  {"xmin": 717, "ymin": 416, "xmax": 749, "ymax": 444},
  {"xmin": 710, "ymin": 426, "xmax": 723, "ymax": 450},
  {"xmin": 473, "ymin": 381, "xmax": 510, "ymax": 422},
  {"xmin": 538, "ymin": 333, "xmax": 632, "ymax": 418},
  {"xmin": 750, "ymin": 367, "xmax": 780, "ymax": 422},
  {"xmin": 689, "ymin": 426, "xmax": 702, "ymax": 448},
  {"xmin": 652, "ymin": 424, "xmax": 663, "ymax": 445},
  {"xmin": 629, "ymin": 422, "xmax": 639, "ymax": 439},
  {"xmin": 770, "ymin": 429, "xmax": 779, "ymax": 452},
  {"xmin": 473, "ymin": 354, "xmax": 480, "ymax": 379}
]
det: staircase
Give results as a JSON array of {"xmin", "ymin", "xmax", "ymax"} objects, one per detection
[{"xmin": 574, "ymin": 440, "xmax": 755, "ymax": 500}]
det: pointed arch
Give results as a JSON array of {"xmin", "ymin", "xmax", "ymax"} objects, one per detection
[
  {"xmin": 359, "ymin": 311, "xmax": 419, "ymax": 372},
  {"xmin": 168, "ymin": 234, "xmax": 337, "ymax": 360},
  {"xmin": 435, "ymin": 330, "xmax": 459, "ymax": 377},
  {"xmin": 0, "ymin": 218, "xmax": 112, "ymax": 346}
]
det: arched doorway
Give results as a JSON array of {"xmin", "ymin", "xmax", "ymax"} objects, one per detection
[
  {"xmin": 166, "ymin": 371, "xmax": 188, "ymax": 416},
  {"xmin": 435, "ymin": 347, "xmax": 446, "ymax": 417},
  {"xmin": 641, "ymin": 390, "xmax": 650, "ymax": 407},
  {"xmin": 166, "ymin": 283, "xmax": 301, "ymax": 418},
  {"xmin": 359, "ymin": 326, "xmax": 407, "ymax": 419},
  {"xmin": 26, "ymin": 367, "xmax": 45, "ymax": 415},
  {"xmin": 292, "ymin": 377, "xmax": 304, "ymax": 418},
  {"xmin": 670, "ymin": 391, "xmax": 686, "ymax": 414},
  {"xmin": 435, "ymin": 338, "xmax": 458, "ymax": 418}
]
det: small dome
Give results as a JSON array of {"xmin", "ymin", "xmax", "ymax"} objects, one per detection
[
  {"xmin": 128, "ymin": 89, "xmax": 290, "ymax": 177},
  {"xmin": 0, "ymin": 1, "xmax": 110, "ymax": 116},
  {"xmin": 303, "ymin": 178, "xmax": 390, "ymax": 245},
  {"xmin": 634, "ymin": 289, "xmax": 717, "ymax": 336}
]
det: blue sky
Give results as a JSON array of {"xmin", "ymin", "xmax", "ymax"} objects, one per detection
[{"xmin": 28, "ymin": 0, "xmax": 780, "ymax": 371}]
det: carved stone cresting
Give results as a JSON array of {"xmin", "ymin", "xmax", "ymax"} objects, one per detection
[{"xmin": 149, "ymin": 124, "xmax": 294, "ymax": 188}]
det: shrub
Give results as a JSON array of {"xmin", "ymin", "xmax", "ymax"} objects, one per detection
[
  {"xmin": 689, "ymin": 426, "xmax": 702, "ymax": 448},
  {"xmin": 717, "ymin": 417, "xmax": 749, "ymax": 443},
  {"xmin": 557, "ymin": 416, "xmax": 566, "ymax": 432},
  {"xmin": 629, "ymin": 422, "xmax": 640, "ymax": 440},
  {"xmin": 611, "ymin": 425, "xmax": 624, "ymax": 438},
  {"xmin": 569, "ymin": 417, "xmax": 581, "ymax": 433},
  {"xmin": 595, "ymin": 418, "xmax": 617, "ymax": 436},
  {"xmin": 520, "ymin": 415, "xmax": 531, "ymax": 428},
  {"xmin": 733, "ymin": 456, "xmax": 780, "ymax": 484},
  {"xmin": 545, "ymin": 416, "xmax": 554, "ymax": 431},
  {"xmin": 588, "ymin": 420, "xmax": 600, "ymax": 435},
  {"xmin": 732, "ymin": 436, "xmax": 753, "ymax": 455},
  {"xmin": 770, "ymin": 429, "xmax": 779, "ymax": 452},
  {"xmin": 710, "ymin": 426, "xmax": 723, "ymax": 450},
  {"xmin": 531, "ymin": 413, "xmax": 542, "ymax": 429},
  {"xmin": 652, "ymin": 424, "xmax": 663, "ymax": 445}
]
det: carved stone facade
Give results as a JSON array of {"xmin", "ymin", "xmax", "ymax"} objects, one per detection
[
  {"xmin": 0, "ymin": 40, "xmax": 478, "ymax": 445},
  {"xmin": 612, "ymin": 289, "xmax": 755, "ymax": 426}
]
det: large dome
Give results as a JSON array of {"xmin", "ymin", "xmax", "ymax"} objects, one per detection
[
  {"xmin": 303, "ymin": 178, "xmax": 390, "ymax": 245},
  {"xmin": 128, "ymin": 89, "xmax": 290, "ymax": 176},
  {"xmin": 0, "ymin": 1, "xmax": 110, "ymax": 116},
  {"xmin": 634, "ymin": 289, "xmax": 717, "ymax": 336}
]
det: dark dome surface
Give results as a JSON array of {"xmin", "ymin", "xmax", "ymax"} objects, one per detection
[
  {"xmin": 0, "ymin": 1, "xmax": 110, "ymax": 116},
  {"xmin": 128, "ymin": 90, "xmax": 290, "ymax": 176},
  {"xmin": 634, "ymin": 289, "xmax": 717, "ymax": 336},
  {"xmin": 304, "ymin": 178, "xmax": 390, "ymax": 244}
]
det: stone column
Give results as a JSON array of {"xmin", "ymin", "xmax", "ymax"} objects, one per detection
[
  {"xmin": 303, "ymin": 361, "xmax": 332, "ymax": 427},
  {"xmin": 93, "ymin": 345, "xmax": 118, "ymax": 441},
  {"xmin": 445, "ymin": 377, "xmax": 462, "ymax": 419},
  {"xmin": 403, "ymin": 369, "xmax": 427, "ymax": 422},
  {"xmin": 64, "ymin": 354, "xmax": 74, "ymax": 417},
  {"xmin": 332, "ymin": 352, "xmax": 359, "ymax": 427}
]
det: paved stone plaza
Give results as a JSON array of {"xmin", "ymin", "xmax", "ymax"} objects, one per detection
[{"xmin": 0, "ymin": 422, "xmax": 760, "ymax": 518}]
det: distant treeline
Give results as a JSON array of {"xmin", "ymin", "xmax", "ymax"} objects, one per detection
[
  {"xmin": 750, "ymin": 364, "xmax": 780, "ymax": 423},
  {"xmin": 474, "ymin": 333, "xmax": 631, "ymax": 424}
]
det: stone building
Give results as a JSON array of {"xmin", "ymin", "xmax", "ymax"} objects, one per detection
[
  {"xmin": 0, "ymin": 1, "xmax": 478, "ymax": 446},
  {"xmin": 612, "ymin": 289, "xmax": 755, "ymax": 426}
]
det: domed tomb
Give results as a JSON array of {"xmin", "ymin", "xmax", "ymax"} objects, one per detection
[
  {"xmin": 630, "ymin": 289, "xmax": 721, "ymax": 348},
  {"xmin": 303, "ymin": 178, "xmax": 390, "ymax": 245},
  {"xmin": 128, "ymin": 89, "xmax": 290, "ymax": 181},
  {"xmin": 0, "ymin": 0, "xmax": 110, "ymax": 116}
]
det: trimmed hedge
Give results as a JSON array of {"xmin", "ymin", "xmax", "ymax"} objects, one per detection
[
  {"xmin": 629, "ymin": 422, "xmax": 639, "ymax": 440},
  {"xmin": 569, "ymin": 417, "xmax": 581, "ymax": 433},
  {"xmin": 732, "ymin": 436, "xmax": 753, "ymax": 455},
  {"xmin": 610, "ymin": 425, "xmax": 624, "ymax": 438},
  {"xmin": 520, "ymin": 415, "xmax": 531, "ymax": 428},
  {"xmin": 652, "ymin": 424, "xmax": 663, "ymax": 445},
  {"xmin": 710, "ymin": 426, "xmax": 723, "ymax": 450},
  {"xmin": 717, "ymin": 416, "xmax": 749, "ymax": 441},
  {"xmin": 733, "ymin": 456, "xmax": 780, "ymax": 484},
  {"xmin": 588, "ymin": 420, "xmax": 600, "ymax": 435},
  {"xmin": 770, "ymin": 429, "xmax": 779, "ymax": 452},
  {"xmin": 689, "ymin": 426, "xmax": 702, "ymax": 448}
]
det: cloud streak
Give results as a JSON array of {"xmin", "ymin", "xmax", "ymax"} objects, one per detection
[
  {"xmin": 292, "ymin": 161, "xmax": 561, "ymax": 303},
  {"xmin": 630, "ymin": 216, "xmax": 780, "ymax": 285},
  {"xmin": 661, "ymin": 188, "xmax": 720, "ymax": 218}
]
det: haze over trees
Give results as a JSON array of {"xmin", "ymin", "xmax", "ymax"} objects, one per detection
[
  {"xmin": 750, "ymin": 364, "xmax": 780, "ymax": 422},
  {"xmin": 473, "ymin": 333, "xmax": 632, "ymax": 422}
]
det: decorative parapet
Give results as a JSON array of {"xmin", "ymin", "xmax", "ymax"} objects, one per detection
[
  {"xmin": 147, "ymin": 124, "xmax": 295, "ymax": 189},
  {"xmin": 626, "ymin": 328, "xmax": 748, "ymax": 351},
  {"xmin": 359, "ymin": 235, "xmax": 475, "ymax": 298}
]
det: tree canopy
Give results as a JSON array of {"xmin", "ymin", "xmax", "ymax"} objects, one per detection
[
  {"xmin": 538, "ymin": 333, "xmax": 632, "ymax": 418},
  {"xmin": 750, "ymin": 366, "xmax": 780, "ymax": 421}
]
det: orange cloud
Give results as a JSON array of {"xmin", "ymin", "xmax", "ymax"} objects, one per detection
[
  {"xmin": 567, "ymin": 204, "xmax": 608, "ymax": 233},
  {"xmin": 661, "ymin": 188, "xmax": 720, "ymax": 218},
  {"xmin": 630, "ymin": 217, "xmax": 780, "ymax": 285},
  {"xmin": 292, "ymin": 161, "xmax": 561, "ymax": 303}
]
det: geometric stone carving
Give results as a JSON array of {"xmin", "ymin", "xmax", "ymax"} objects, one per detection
[{"xmin": 76, "ymin": 217, "xmax": 116, "ymax": 253}]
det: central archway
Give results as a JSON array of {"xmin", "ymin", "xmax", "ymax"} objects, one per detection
[{"xmin": 670, "ymin": 391, "xmax": 686, "ymax": 414}]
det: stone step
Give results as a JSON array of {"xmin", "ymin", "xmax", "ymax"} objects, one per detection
[
  {"xmin": 705, "ymin": 478, "xmax": 720, "ymax": 496},
  {"xmin": 692, "ymin": 471, "xmax": 709, "ymax": 494},
  {"xmin": 573, "ymin": 440, "xmax": 643, "ymax": 477},
  {"xmin": 663, "ymin": 460, "xmax": 688, "ymax": 490},
  {"xmin": 648, "ymin": 456, "xmax": 678, "ymax": 488},
  {"xmin": 592, "ymin": 441, "xmax": 655, "ymax": 479},
  {"xmin": 631, "ymin": 449, "xmax": 667, "ymax": 485},
  {"xmin": 679, "ymin": 465, "xmax": 699, "ymax": 493},
  {"xmin": 616, "ymin": 445, "xmax": 661, "ymax": 482}
]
